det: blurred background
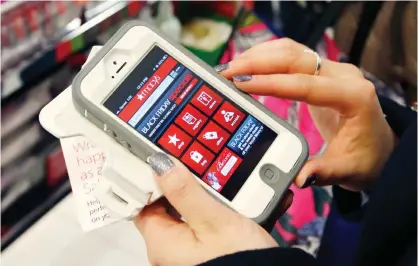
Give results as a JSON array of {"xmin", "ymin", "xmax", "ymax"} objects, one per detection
[{"xmin": 1, "ymin": 1, "xmax": 416, "ymax": 265}]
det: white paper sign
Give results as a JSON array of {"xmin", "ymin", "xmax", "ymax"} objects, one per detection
[{"xmin": 61, "ymin": 136, "xmax": 121, "ymax": 231}]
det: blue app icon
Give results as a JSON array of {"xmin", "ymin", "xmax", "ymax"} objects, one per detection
[{"xmin": 227, "ymin": 116, "xmax": 264, "ymax": 156}]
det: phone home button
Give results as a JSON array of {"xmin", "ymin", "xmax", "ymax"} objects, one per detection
[
  {"xmin": 260, "ymin": 164, "xmax": 280, "ymax": 183},
  {"xmin": 264, "ymin": 169, "xmax": 275, "ymax": 179}
]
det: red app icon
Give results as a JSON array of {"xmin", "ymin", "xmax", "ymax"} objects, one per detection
[
  {"xmin": 191, "ymin": 85, "xmax": 223, "ymax": 116},
  {"xmin": 158, "ymin": 124, "xmax": 192, "ymax": 157},
  {"xmin": 198, "ymin": 121, "xmax": 230, "ymax": 153},
  {"xmin": 203, "ymin": 148, "xmax": 242, "ymax": 191},
  {"xmin": 175, "ymin": 104, "xmax": 208, "ymax": 136},
  {"xmin": 213, "ymin": 101, "xmax": 245, "ymax": 132},
  {"xmin": 181, "ymin": 142, "xmax": 215, "ymax": 175}
]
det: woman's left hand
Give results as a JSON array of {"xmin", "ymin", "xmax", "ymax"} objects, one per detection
[
  {"xmin": 217, "ymin": 38, "xmax": 396, "ymax": 191},
  {"xmin": 134, "ymin": 153, "xmax": 293, "ymax": 266}
]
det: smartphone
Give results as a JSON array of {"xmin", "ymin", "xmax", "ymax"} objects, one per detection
[{"xmin": 72, "ymin": 21, "xmax": 308, "ymax": 222}]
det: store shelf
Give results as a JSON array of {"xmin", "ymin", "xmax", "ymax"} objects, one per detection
[
  {"xmin": 0, "ymin": 1, "xmax": 246, "ymax": 251},
  {"xmin": 1, "ymin": 179, "xmax": 71, "ymax": 251},
  {"xmin": 1, "ymin": 1, "xmax": 144, "ymax": 104},
  {"xmin": 0, "ymin": 1, "xmax": 25, "ymax": 15}
]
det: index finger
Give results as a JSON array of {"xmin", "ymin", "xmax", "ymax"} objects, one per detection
[
  {"xmin": 233, "ymin": 74, "xmax": 359, "ymax": 114},
  {"xmin": 220, "ymin": 39, "xmax": 362, "ymax": 78}
]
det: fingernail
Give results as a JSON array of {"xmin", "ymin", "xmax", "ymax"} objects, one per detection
[
  {"xmin": 214, "ymin": 63, "xmax": 229, "ymax": 72},
  {"xmin": 233, "ymin": 75, "xmax": 252, "ymax": 82},
  {"xmin": 301, "ymin": 175, "xmax": 316, "ymax": 188},
  {"xmin": 148, "ymin": 153, "xmax": 175, "ymax": 176}
]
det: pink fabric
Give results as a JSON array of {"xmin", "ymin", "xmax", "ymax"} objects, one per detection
[{"xmin": 276, "ymin": 184, "xmax": 330, "ymax": 241}]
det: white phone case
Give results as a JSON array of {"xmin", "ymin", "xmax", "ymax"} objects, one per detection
[{"xmin": 71, "ymin": 21, "xmax": 309, "ymax": 227}]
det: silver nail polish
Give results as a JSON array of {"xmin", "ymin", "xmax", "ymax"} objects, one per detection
[
  {"xmin": 148, "ymin": 153, "xmax": 175, "ymax": 176},
  {"xmin": 214, "ymin": 63, "xmax": 229, "ymax": 73},
  {"xmin": 233, "ymin": 75, "xmax": 252, "ymax": 82}
]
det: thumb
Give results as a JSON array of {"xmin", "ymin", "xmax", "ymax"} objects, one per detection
[
  {"xmin": 294, "ymin": 156, "xmax": 343, "ymax": 188},
  {"xmin": 148, "ymin": 153, "xmax": 236, "ymax": 231}
]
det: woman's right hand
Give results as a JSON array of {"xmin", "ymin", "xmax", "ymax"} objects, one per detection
[{"xmin": 217, "ymin": 38, "xmax": 397, "ymax": 191}]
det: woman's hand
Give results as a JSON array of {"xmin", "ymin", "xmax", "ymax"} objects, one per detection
[
  {"xmin": 135, "ymin": 153, "xmax": 293, "ymax": 266},
  {"xmin": 217, "ymin": 38, "xmax": 397, "ymax": 191}
]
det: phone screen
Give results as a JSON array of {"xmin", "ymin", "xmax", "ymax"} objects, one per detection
[{"xmin": 104, "ymin": 46, "xmax": 277, "ymax": 200}]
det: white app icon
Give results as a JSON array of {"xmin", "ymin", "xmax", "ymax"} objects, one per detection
[
  {"xmin": 183, "ymin": 112, "xmax": 197, "ymax": 125},
  {"xmin": 190, "ymin": 151, "xmax": 203, "ymax": 163},
  {"xmin": 221, "ymin": 110, "xmax": 234, "ymax": 123},
  {"xmin": 221, "ymin": 156, "xmax": 238, "ymax": 176},
  {"xmin": 197, "ymin": 92, "xmax": 212, "ymax": 106},
  {"xmin": 168, "ymin": 134, "xmax": 180, "ymax": 146},
  {"xmin": 203, "ymin": 131, "xmax": 218, "ymax": 140}
]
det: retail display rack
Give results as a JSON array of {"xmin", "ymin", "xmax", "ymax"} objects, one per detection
[
  {"xmin": 1, "ymin": 0, "xmax": 145, "ymax": 251},
  {"xmin": 1, "ymin": 0, "xmax": 246, "ymax": 251},
  {"xmin": 2, "ymin": 0, "xmax": 144, "ymax": 104}
]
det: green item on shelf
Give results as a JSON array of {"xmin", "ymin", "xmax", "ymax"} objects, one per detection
[
  {"xmin": 182, "ymin": 19, "xmax": 232, "ymax": 52},
  {"xmin": 71, "ymin": 35, "xmax": 85, "ymax": 53},
  {"xmin": 181, "ymin": 14, "xmax": 235, "ymax": 66}
]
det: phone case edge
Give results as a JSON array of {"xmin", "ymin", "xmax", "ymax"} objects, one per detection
[{"xmin": 71, "ymin": 20, "xmax": 310, "ymax": 226}]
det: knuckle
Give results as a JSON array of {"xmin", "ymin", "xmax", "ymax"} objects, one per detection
[
  {"xmin": 295, "ymin": 74, "xmax": 313, "ymax": 91},
  {"xmin": 197, "ymin": 218, "xmax": 221, "ymax": 234},
  {"xmin": 274, "ymin": 39, "xmax": 303, "ymax": 72},
  {"xmin": 285, "ymin": 47, "xmax": 300, "ymax": 64},
  {"xmin": 165, "ymin": 178, "xmax": 190, "ymax": 200},
  {"xmin": 360, "ymin": 80, "xmax": 377, "ymax": 102},
  {"xmin": 234, "ymin": 56, "xmax": 254, "ymax": 72},
  {"xmin": 221, "ymin": 214, "xmax": 241, "ymax": 229},
  {"xmin": 342, "ymin": 63, "xmax": 359, "ymax": 72},
  {"xmin": 277, "ymin": 38, "xmax": 298, "ymax": 54},
  {"xmin": 344, "ymin": 79, "xmax": 377, "ymax": 107},
  {"xmin": 277, "ymin": 38, "xmax": 297, "ymax": 49},
  {"xmin": 341, "ymin": 63, "xmax": 363, "ymax": 77},
  {"xmin": 279, "ymin": 47, "xmax": 299, "ymax": 73},
  {"xmin": 242, "ymin": 58, "xmax": 256, "ymax": 73},
  {"xmin": 210, "ymin": 216, "xmax": 241, "ymax": 236},
  {"xmin": 199, "ymin": 210, "xmax": 242, "ymax": 235}
]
